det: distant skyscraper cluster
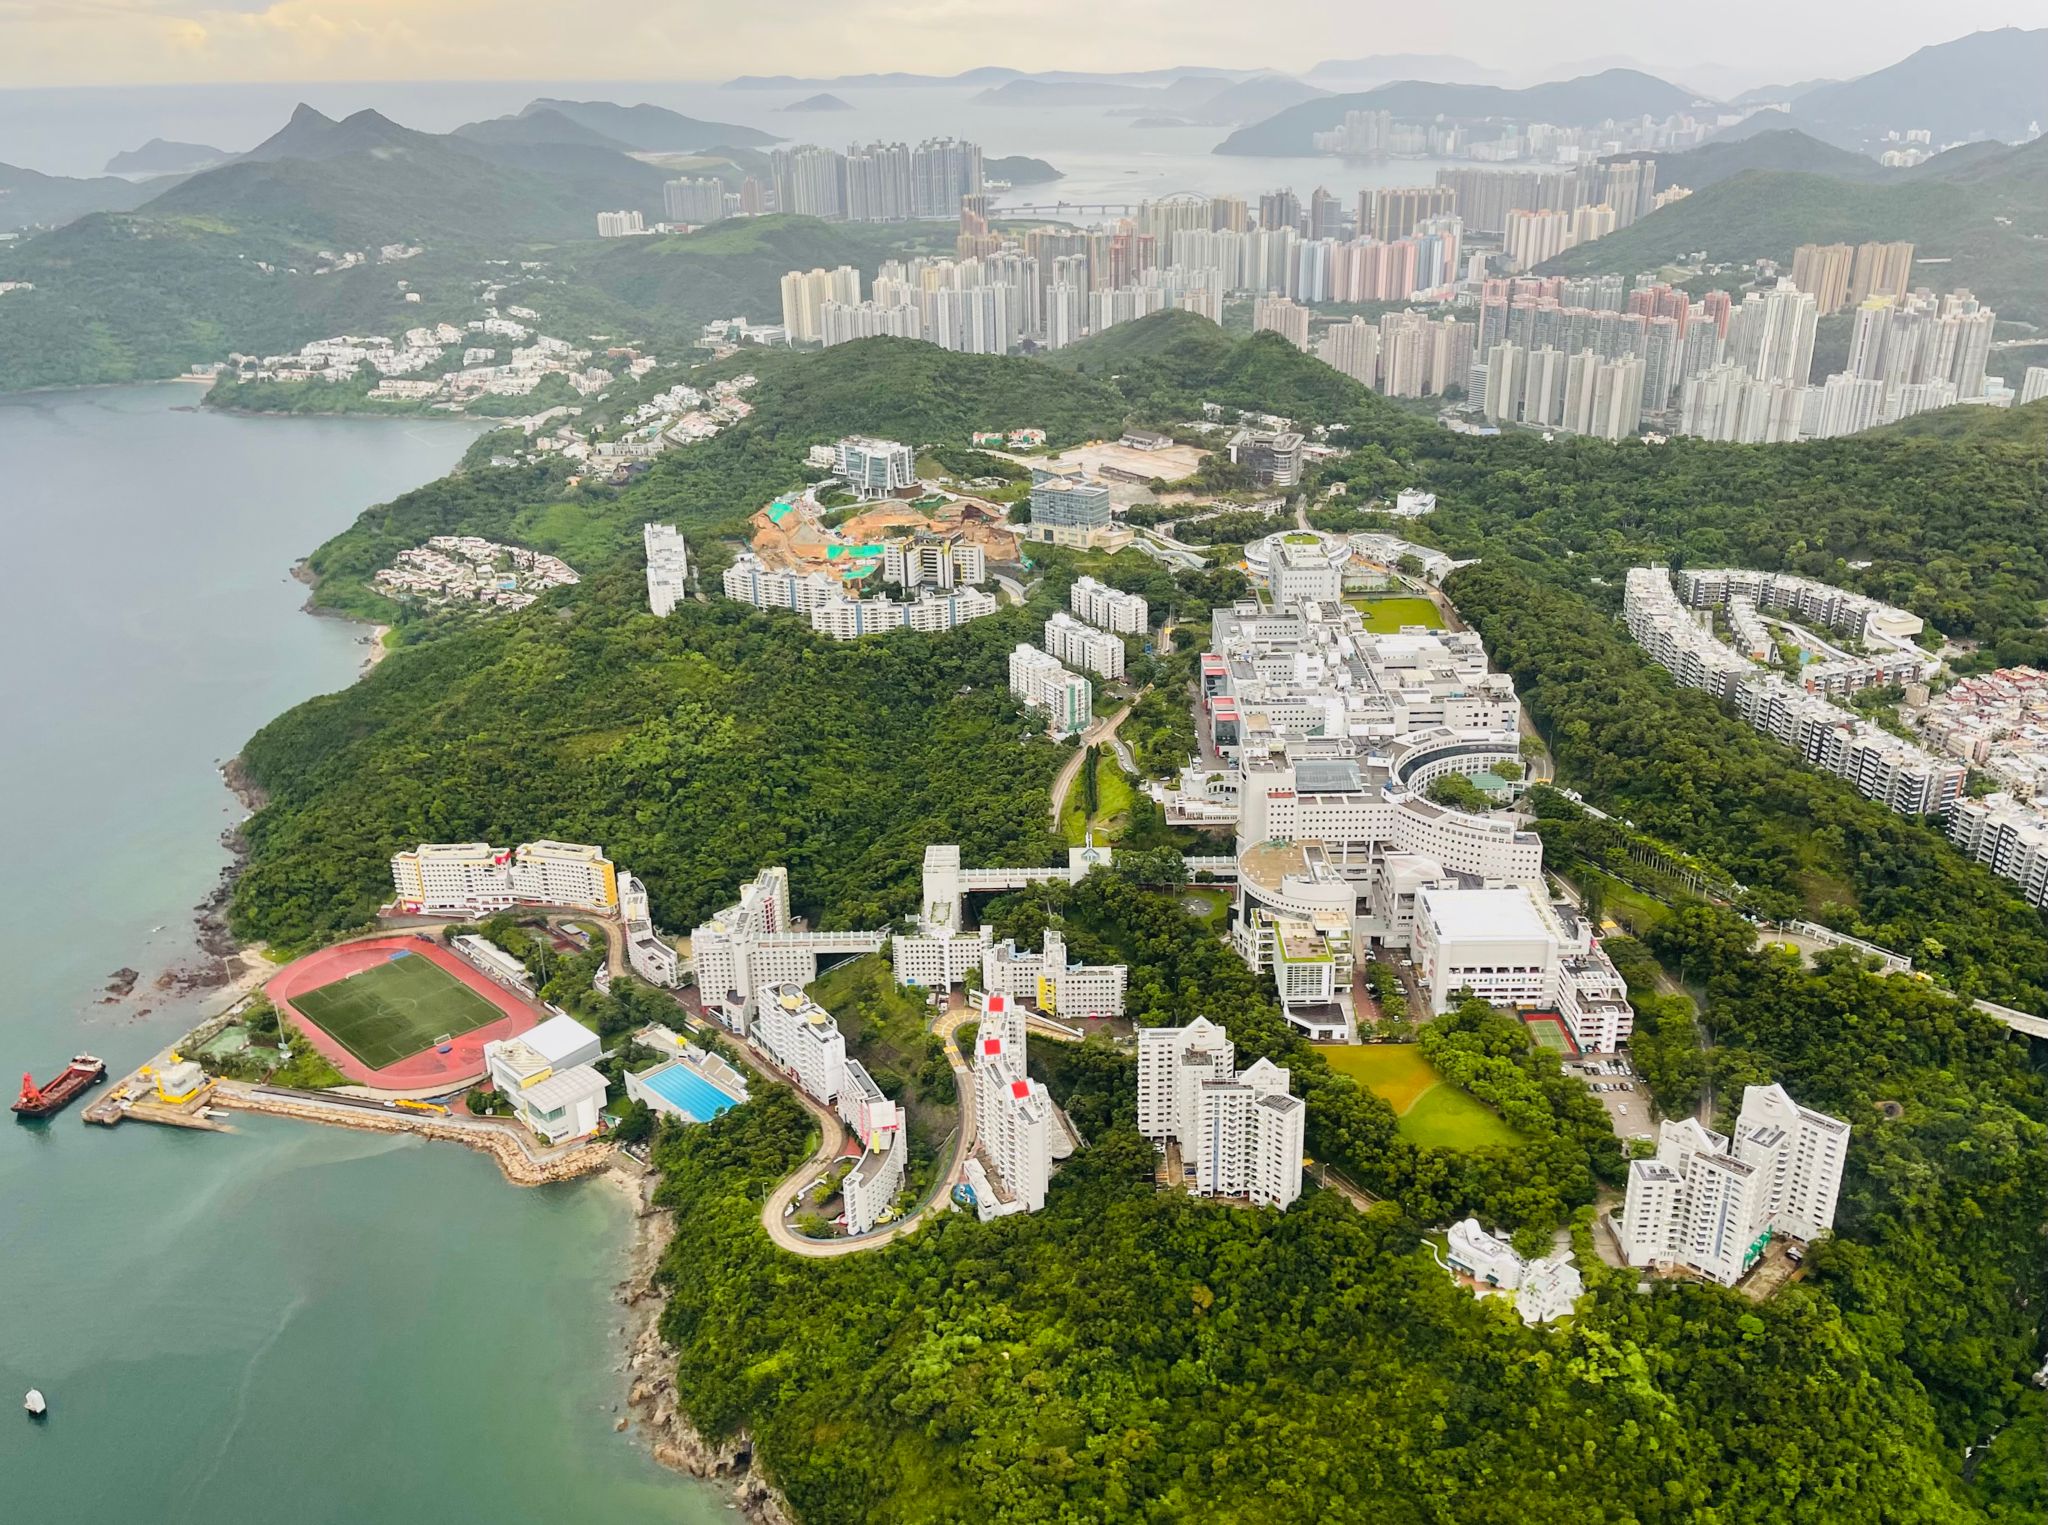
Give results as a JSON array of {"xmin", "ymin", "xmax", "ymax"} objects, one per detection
[{"xmin": 767, "ymin": 138, "xmax": 984, "ymax": 222}]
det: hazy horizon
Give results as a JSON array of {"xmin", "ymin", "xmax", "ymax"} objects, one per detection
[{"xmin": 0, "ymin": 4, "xmax": 2038, "ymax": 94}]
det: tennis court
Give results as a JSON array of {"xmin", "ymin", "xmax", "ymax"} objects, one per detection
[
  {"xmin": 1521, "ymin": 1014, "xmax": 1579, "ymax": 1055},
  {"xmin": 289, "ymin": 951, "xmax": 509, "ymax": 1070}
]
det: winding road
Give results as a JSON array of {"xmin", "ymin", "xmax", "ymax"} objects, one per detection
[{"xmin": 694, "ymin": 990, "xmax": 979, "ymax": 1259}]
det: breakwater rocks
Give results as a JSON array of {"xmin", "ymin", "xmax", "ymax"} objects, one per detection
[{"xmin": 213, "ymin": 1088, "xmax": 616, "ymax": 1185}]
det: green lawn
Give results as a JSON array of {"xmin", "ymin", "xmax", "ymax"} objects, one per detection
[
  {"xmin": 1180, "ymin": 886, "xmax": 1231, "ymax": 931},
  {"xmin": 1062, "ymin": 751, "xmax": 1138, "ymax": 845},
  {"xmin": 1347, "ymin": 595, "xmax": 1444, "ymax": 633},
  {"xmin": 288, "ymin": 953, "xmax": 507, "ymax": 1070},
  {"xmin": 1321, "ymin": 1043, "xmax": 1524, "ymax": 1151}
]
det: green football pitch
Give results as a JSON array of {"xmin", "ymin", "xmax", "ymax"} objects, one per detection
[{"xmin": 290, "ymin": 954, "xmax": 509, "ymax": 1070}]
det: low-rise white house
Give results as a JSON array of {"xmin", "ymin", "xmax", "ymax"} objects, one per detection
[
  {"xmin": 1444, "ymin": 1217, "xmax": 1583, "ymax": 1325},
  {"xmin": 484, "ymin": 1014, "xmax": 608, "ymax": 1144}
]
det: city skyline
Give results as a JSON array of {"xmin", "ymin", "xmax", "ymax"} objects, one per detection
[{"xmin": 1, "ymin": 3, "xmax": 2038, "ymax": 92}]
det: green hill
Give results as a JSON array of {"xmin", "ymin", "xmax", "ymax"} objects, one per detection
[
  {"xmin": 0, "ymin": 161, "xmax": 163, "ymax": 233},
  {"xmin": 137, "ymin": 110, "xmax": 671, "ymax": 251},
  {"xmin": 1217, "ymin": 68, "xmax": 1703, "ymax": 155},
  {"xmin": 1052, "ymin": 310, "xmax": 1404, "ymax": 428},
  {"xmin": 294, "ymin": 335, "xmax": 1130, "ymax": 619},
  {"xmin": 0, "ymin": 215, "xmax": 484, "ymax": 392},
  {"xmin": 1649, "ymin": 128, "xmax": 1883, "ymax": 189},
  {"xmin": 1542, "ymin": 137, "xmax": 2048, "ymax": 322},
  {"xmin": 451, "ymin": 108, "xmax": 633, "ymax": 152},
  {"xmin": 1789, "ymin": 26, "xmax": 2048, "ymax": 148},
  {"xmin": 1868, "ymin": 396, "xmax": 2048, "ymax": 442},
  {"xmin": 521, "ymin": 98, "xmax": 778, "ymax": 151}
]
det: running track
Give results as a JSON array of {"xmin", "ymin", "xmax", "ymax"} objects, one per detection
[{"xmin": 267, "ymin": 934, "xmax": 544, "ymax": 1090}]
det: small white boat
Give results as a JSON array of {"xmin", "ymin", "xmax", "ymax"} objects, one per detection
[{"xmin": 24, "ymin": 1388, "xmax": 47, "ymax": 1416}]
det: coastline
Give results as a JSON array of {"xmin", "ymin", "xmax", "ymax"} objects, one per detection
[
  {"xmin": 612, "ymin": 1164, "xmax": 795, "ymax": 1525},
  {"xmin": 289, "ymin": 557, "xmax": 393, "ymax": 673}
]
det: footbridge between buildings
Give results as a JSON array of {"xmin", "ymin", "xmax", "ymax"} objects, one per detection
[
  {"xmin": 757, "ymin": 930, "xmax": 888, "ymax": 956},
  {"xmin": 958, "ymin": 866, "xmax": 1072, "ymax": 893}
]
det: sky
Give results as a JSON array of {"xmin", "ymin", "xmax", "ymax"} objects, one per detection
[{"xmin": 0, "ymin": 0, "xmax": 2039, "ymax": 90}]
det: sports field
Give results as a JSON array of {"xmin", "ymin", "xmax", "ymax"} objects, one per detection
[
  {"xmin": 1322, "ymin": 1044, "xmax": 1523, "ymax": 1151},
  {"xmin": 1347, "ymin": 596, "xmax": 1445, "ymax": 634},
  {"xmin": 289, "ymin": 952, "xmax": 510, "ymax": 1070}
]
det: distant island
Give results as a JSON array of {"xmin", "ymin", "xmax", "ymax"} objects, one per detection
[
  {"xmin": 105, "ymin": 138, "xmax": 228, "ymax": 175},
  {"xmin": 984, "ymin": 154, "xmax": 1062, "ymax": 187},
  {"xmin": 781, "ymin": 93, "xmax": 853, "ymax": 112}
]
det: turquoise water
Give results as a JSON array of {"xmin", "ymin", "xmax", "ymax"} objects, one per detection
[
  {"xmin": 0, "ymin": 386, "xmax": 726, "ymax": 1522},
  {"xmin": 640, "ymin": 1061, "xmax": 742, "ymax": 1122}
]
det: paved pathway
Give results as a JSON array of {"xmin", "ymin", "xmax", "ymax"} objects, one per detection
[{"xmin": 1048, "ymin": 699, "xmax": 1139, "ymax": 827}]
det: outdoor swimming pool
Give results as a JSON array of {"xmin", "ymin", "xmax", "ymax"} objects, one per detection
[{"xmin": 636, "ymin": 1060, "xmax": 742, "ymax": 1122}]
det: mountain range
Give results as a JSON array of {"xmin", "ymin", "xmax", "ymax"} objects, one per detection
[
  {"xmin": 1216, "ymin": 69, "xmax": 1708, "ymax": 154},
  {"xmin": 99, "ymin": 104, "xmax": 676, "ymax": 251},
  {"xmin": 0, "ymin": 162, "xmax": 162, "ymax": 233},
  {"xmin": 1765, "ymin": 28, "xmax": 2048, "ymax": 149},
  {"xmin": 1546, "ymin": 132, "xmax": 2048, "ymax": 321}
]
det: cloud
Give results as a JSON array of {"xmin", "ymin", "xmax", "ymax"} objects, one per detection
[{"xmin": 0, "ymin": 0, "xmax": 2033, "ymax": 89}]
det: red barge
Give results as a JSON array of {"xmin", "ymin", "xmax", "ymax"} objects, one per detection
[{"xmin": 13, "ymin": 1056, "xmax": 108, "ymax": 1119}]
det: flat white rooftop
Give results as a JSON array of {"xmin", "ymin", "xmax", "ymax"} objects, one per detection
[{"xmin": 1419, "ymin": 886, "xmax": 1551, "ymax": 946}]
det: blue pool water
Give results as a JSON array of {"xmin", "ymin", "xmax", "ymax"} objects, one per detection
[{"xmin": 640, "ymin": 1062, "xmax": 741, "ymax": 1122}]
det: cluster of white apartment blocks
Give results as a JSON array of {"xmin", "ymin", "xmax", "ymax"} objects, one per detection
[
  {"xmin": 723, "ymin": 553, "xmax": 998, "ymax": 640},
  {"xmin": 643, "ymin": 523, "xmax": 690, "ymax": 616},
  {"xmin": 752, "ymin": 984, "xmax": 907, "ymax": 1235},
  {"xmin": 1167, "ymin": 589, "xmax": 1636, "ymax": 1051},
  {"xmin": 893, "ymin": 845, "xmax": 1129, "ymax": 1013},
  {"xmin": 1009, "ymin": 644, "xmax": 1093, "ymax": 738},
  {"xmin": 690, "ymin": 866, "xmax": 885, "ymax": 1029},
  {"xmin": 1621, "ymin": 1084, "xmax": 1849, "ymax": 1286},
  {"xmin": 1924, "ymin": 667, "xmax": 2048, "ymax": 907},
  {"xmin": 1948, "ymin": 797, "xmax": 2048, "ymax": 911},
  {"xmin": 391, "ymin": 840, "xmax": 620, "ymax": 918},
  {"xmin": 1043, "ymin": 611, "xmax": 1125, "ymax": 681},
  {"xmin": 964, "ymin": 994, "xmax": 1056, "ymax": 1219},
  {"xmin": 1624, "ymin": 567, "xmax": 1964, "ymax": 816},
  {"xmin": 1918, "ymin": 667, "xmax": 2048, "ymax": 795},
  {"xmin": 1069, "ymin": 575, "xmax": 1148, "ymax": 636},
  {"xmin": 1137, "ymin": 1018, "xmax": 1305, "ymax": 1208},
  {"xmin": 391, "ymin": 840, "xmax": 685, "ymax": 987}
]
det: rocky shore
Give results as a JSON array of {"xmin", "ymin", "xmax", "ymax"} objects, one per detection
[{"xmin": 612, "ymin": 1165, "xmax": 795, "ymax": 1525}]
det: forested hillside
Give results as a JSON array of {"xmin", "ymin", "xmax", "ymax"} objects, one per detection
[
  {"xmin": 294, "ymin": 338, "xmax": 1128, "ymax": 621},
  {"xmin": 224, "ymin": 322, "xmax": 2048, "ymax": 1523}
]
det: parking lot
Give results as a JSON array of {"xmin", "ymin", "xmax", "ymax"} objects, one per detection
[{"xmin": 1565, "ymin": 1055, "xmax": 1653, "ymax": 1141}]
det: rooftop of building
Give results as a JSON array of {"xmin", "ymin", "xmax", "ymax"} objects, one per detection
[
  {"xmin": 1419, "ymin": 885, "xmax": 1552, "ymax": 946},
  {"xmin": 517, "ymin": 1061, "xmax": 609, "ymax": 1112}
]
